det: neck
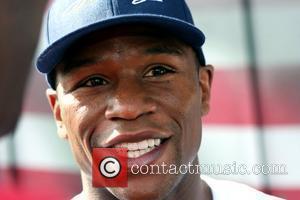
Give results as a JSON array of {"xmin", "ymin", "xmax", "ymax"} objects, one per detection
[
  {"xmin": 80, "ymin": 172, "xmax": 117, "ymax": 200},
  {"xmin": 165, "ymin": 157, "xmax": 212, "ymax": 200},
  {"xmin": 79, "ymin": 157, "xmax": 212, "ymax": 200}
]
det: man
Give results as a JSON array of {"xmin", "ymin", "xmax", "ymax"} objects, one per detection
[{"xmin": 36, "ymin": 0, "xmax": 283, "ymax": 199}]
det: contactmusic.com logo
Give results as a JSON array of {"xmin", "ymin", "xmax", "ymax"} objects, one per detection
[{"xmin": 92, "ymin": 148, "xmax": 128, "ymax": 187}]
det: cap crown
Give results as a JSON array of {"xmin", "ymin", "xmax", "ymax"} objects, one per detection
[{"xmin": 47, "ymin": 0, "xmax": 194, "ymax": 45}]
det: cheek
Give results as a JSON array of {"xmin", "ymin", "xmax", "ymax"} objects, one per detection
[
  {"xmin": 61, "ymin": 93, "xmax": 105, "ymax": 136},
  {"xmin": 60, "ymin": 95, "xmax": 103, "ymax": 174},
  {"xmin": 61, "ymin": 97, "xmax": 90, "ymax": 136},
  {"xmin": 156, "ymin": 78, "xmax": 202, "ymax": 164},
  {"xmin": 180, "ymin": 89, "xmax": 202, "ymax": 163}
]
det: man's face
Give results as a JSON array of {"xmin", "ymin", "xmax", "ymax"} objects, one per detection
[{"xmin": 47, "ymin": 28, "xmax": 213, "ymax": 199}]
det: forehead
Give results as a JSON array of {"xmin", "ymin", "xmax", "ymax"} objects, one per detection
[{"xmin": 58, "ymin": 25, "xmax": 195, "ymax": 73}]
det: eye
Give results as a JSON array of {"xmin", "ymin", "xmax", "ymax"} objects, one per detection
[
  {"xmin": 79, "ymin": 76, "xmax": 109, "ymax": 87},
  {"xmin": 144, "ymin": 65, "xmax": 176, "ymax": 77}
]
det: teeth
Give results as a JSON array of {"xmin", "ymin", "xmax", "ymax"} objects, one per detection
[
  {"xmin": 127, "ymin": 144, "xmax": 158, "ymax": 158},
  {"xmin": 114, "ymin": 143, "xmax": 126, "ymax": 148},
  {"xmin": 114, "ymin": 138, "xmax": 162, "ymax": 158},
  {"xmin": 128, "ymin": 142, "xmax": 139, "ymax": 151},
  {"xmin": 140, "ymin": 149, "xmax": 146, "ymax": 154},
  {"xmin": 138, "ymin": 140, "xmax": 148, "ymax": 150},
  {"xmin": 148, "ymin": 139, "xmax": 155, "ymax": 147},
  {"xmin": 134, "ymin": 151, "xmax": 140, "ymax": 158},
  {"xmin": 120, "ymin": 143, "xmax": 127, "ymax": 148},
  {"xmin": 128, "ymin": 151, "xmax": 134, "ymax": 158},
  {"xmin": 154, "ymin": 139, "xmax": 161, "ymax": 146},
  {"xmin": 146, "ymin": 146, "xmax": 154, "ymax": 153}
]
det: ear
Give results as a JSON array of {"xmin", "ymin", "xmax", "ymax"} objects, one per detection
[
  {"xmin": 46, "ymin": 88, "xmax": 68, "ymax": 140},
  {"xmin": 198, "ymin": 65, "xmax": 214, "ymax": 116}
]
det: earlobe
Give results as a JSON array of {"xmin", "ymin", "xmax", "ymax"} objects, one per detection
[
  {"xmin": 198, "ymin": 65, "xmax": 214, "ymax": 116},
  {"xmin": 46, "ymin": 89, "xmax": 68, "ymax": 140}
]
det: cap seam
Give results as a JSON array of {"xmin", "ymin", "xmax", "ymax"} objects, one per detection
[
  {"xmin": 110, "ymin": 0, "xmax": 115, "ymax": 16},
  {"xmin": 180, "ymin": 0, "xmax": 188, "ymax": 22},
  {"xmin": 114, "ymin": 0, "xmax": 120, "ymax": 15}
]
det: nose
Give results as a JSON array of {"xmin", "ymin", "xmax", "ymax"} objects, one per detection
[{"xmin": 105, "ymin": 79, "xmax": 157, "ymax": 120}]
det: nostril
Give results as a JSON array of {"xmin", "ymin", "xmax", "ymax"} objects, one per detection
[
  {"xmin": 105, "ymin": 92, "xmax": 157, "ymax": 120},
  {"xmin": 105, "ymin": 101, "xmax": 157, "ymax": 121},
  {"xmin": 105, "ymin": 107, "xmax": 138, "ymax": 120}
]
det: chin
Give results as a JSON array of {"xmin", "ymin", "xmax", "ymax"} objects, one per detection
[{"xmin": 108, "ymin": 173, "xmax": 179, "ymax": 200}]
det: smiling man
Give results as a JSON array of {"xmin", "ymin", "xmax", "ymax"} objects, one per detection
[{"xmin": 36, "ymin": 0, "xmax": 283, "ymax": 199}]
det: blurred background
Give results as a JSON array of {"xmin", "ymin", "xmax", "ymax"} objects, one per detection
[{"xmin": 0, "ymin": 0, "xmax": 299, "ymax": 199}]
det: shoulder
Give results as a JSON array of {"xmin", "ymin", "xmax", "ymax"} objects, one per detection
[{"xmin": 202, "ymin": 176, "xmax": 285, "ymax": 200}]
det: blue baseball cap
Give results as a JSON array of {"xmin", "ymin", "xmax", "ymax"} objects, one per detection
[{"xmin": 36, "ymin": 0, "xmax": 206, "ymax": 89}]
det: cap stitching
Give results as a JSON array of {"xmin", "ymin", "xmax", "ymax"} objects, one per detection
[
  {"xmin": 180, "ymin": 0, "xmax": 188, "ymax": 22},
  {"xmin": 113, "ymin": 0, "xmax": 120, "ymax": 15},
  {"xmin": 110, "ymin": 0, "xmax": 115, "ymax": 16}
]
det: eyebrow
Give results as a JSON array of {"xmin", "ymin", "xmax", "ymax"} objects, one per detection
[
  {"xmin": 144, "ymin": 44, "xmax": 184, "ymax": 56},
  {"xmin": 62, "ymin": 58, "xmax": 101, "ymax": 74},
  {"xmin": 61, "ymin": 44, "xmax": 185, "ymax": 75}
]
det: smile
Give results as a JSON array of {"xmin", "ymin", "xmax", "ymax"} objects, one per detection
[{"xmin": 114, "ymin": 138, "xmax": 162, "ymax": 158}]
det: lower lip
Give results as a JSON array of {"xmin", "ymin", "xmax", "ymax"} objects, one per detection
[{"xmin": 127, "ymin": 139, "xmax": 169, "ymax": 170}]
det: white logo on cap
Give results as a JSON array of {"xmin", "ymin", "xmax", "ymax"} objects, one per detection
[{"xmin": 132, "ymin": 0, "xmax": 163, "ymax": 5}]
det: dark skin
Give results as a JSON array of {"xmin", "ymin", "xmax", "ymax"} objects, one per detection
[{"xmin": 46, "ymin": 26, "xmax": 214, "ymax": 200}]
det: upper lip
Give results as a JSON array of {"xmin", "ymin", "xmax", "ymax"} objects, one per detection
[{"xmin": 101, "ymin": 129, "xmax": 172, "ymax": 148}]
